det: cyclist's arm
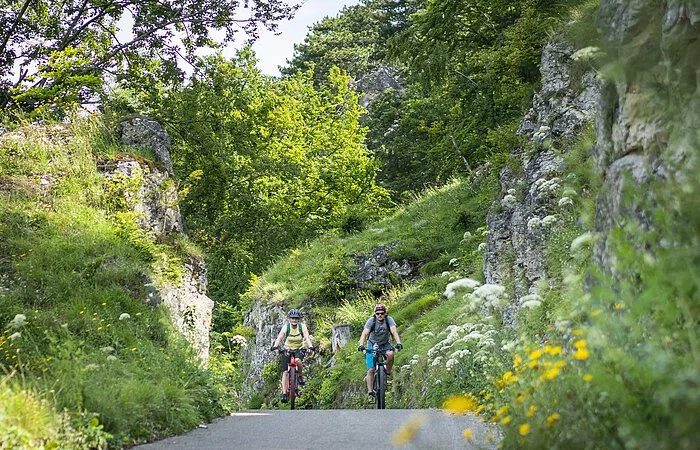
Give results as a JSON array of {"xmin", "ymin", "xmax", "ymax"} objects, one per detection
[
  {"xmin": 358, "ymin": 327, "xmax": 370, "ymax": 348},
  {"xmin": 301, "ymin": 323, "xmax": 313, "ymax": 349},
  {"xmin": 272, "ymin": 326, "xmax": 287, "ymax": 349},
  {"xmin": 389, "ymin": 325, "xmax": 401, "ymax": 347}
]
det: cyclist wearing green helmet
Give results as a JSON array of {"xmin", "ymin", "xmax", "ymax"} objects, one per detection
[{"xmin": 271, "ymin": 309, "xmax": 314, "ymax": 403}]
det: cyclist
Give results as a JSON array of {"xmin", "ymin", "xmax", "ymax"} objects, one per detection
[
  {"xmin": 357, "ymin": 304, "xmax": 402, "ymax": 403},
  {"xmin": 271, "ymin": 309, "xmax": 314, "ymax": 403}
]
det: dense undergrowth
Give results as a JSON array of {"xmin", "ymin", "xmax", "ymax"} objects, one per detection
[{"xmin": 0, "ymin": 118, "xmax": 225, "ymax": 448}]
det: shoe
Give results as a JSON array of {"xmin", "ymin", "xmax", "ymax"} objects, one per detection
[
  {"xmin": 367, "ymin": 392, "xmax": 376, "ymax": 404},
  {"xmin": 281, "ymin": 394, "xmax": 288, "ymax": 403},
  {"xmin": 385, "ymin": 371, "xmax": 391, "ymax": 377},
  {"xmin": 298, "ymin": 376, "xmax": 305, "ymax": 385}
]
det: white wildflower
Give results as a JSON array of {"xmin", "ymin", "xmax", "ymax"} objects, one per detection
[
  {"xmin": 445, "ymin": 358, "xmax": 457, "ymax": 370},
  {"xmin": 106, "ymin": 355, "xmax": 118, "ymax": 362},
  {"xmin": 478, "ymin": 243, "xmax": 486, "ymax": 252},
  {"xmin": 501, "ymin": 194, "xmax": 517, "ymax": 208},
  {"xmin": 449, "ymin": 258, "xmax": 458, "ymax": 267},
  {"xmin": 558, "ymin": 197, "xmax": 573, "ymax": 207},
  {"xmin": 481, "ymin": 229, "xmax": 489, "ymax": 236},
  {"xmin": 230, "ymin": 335, "xmax": 248, "ymax": 347},
  {"xmin": 463, "ymin": 231, "xmax": 472, "ymax": 239},
  {"xmin": 443, "ymin": 278, "xmax": 481, "ymax": 299},
  {"xmin": 85, "ymin": 364, "xmax": 100, "ymax": 371},
  {"xmin": 434, "ymin": 379, "xmax": 442, "ymax": 385},
  {"xmin": 570, "ymin": 232, "xmax": 593, "ymax": 252},
  {"xmin": 527, "ymin": 217, "xmax": 542, "ymax": 231},
  {"xmin": 431, "ymin": 357, "xmax": 443, "ymax": 367},
  {"xmin": 119, "ymin": 313, "xmax": 131, "ymax": 321},
  {"xmin": 419, "ymin": 331, "xmax": 435, "ymax": 339},
  {"xmin": 507, "ymin": 188, "xmax": 516, "ymax": 195},
  {"xmin": 571, "ymin": 46, "xmax": 602, "ymax": 61},
  {"xmin": 521, "ymin": 300, "xmax": 542, "ymax": 309},
  {"xmin": 100, "ymin": 346, "xmax": 115, "ymax": 354},
  {"xmin": 542, "ymin": 215, "xmax": 559, "ymax": 226},
  {"xmin": 441, "ymin": 271, "xmax": 451, "ymax": 277},
  {"xmin": 8, "ymin": 313, "xmax": 27, "ymax": 329},
  {"xmin": 10, "ymin": 332, "xmax": 21, "ymax": 340}
]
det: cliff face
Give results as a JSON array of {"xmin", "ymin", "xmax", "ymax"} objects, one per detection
[
  {"xmin": 485, "ymin": 0, "xmax": 699, "ymax": 323},
  {"xmin": 484, "ymin": 38, "xmax": 601, "ymax": 326},
  {"xmin": 108, "ymin": 117, "xmax": 214, "ymax": 363},
  {"xmin": 594, "ymin": 0, "xmax": 699, "ymax": 270}
]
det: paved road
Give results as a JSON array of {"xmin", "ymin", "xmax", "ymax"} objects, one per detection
[{"xmin": 135, "ymin": 409, "xmax": 499, "ymax": 450}]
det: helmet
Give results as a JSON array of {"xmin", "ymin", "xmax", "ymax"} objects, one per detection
[
  {"xmin": 374, "ymin": 304, "xmax": 387, "ymax": 313},
  {"xmin": 288, "ymin": 309, "xmax": 302, "ymax": 318}
]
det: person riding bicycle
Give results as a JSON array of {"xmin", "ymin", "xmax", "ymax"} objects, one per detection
[
  {"xmin": 357, "ymin": 304, "xmax": 402, "ymax": 403},
  {"xmin": 271, "ymin": 309, "xmax": 314, "ymax": 403}
]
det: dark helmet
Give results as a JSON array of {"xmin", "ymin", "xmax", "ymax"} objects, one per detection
[
  {"xmin": 374, "ymin": 304, "xmax": 387, "ymax": 313},
  {"xmin": 288, "ymin": 309, "xmax": 302, "ymax": 318}
]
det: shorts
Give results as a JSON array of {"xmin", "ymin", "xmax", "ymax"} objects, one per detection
[
  {"xmin": 365, "ymin": 342, "xmax": 393, "ymax": 370},
  {"xmin": 281, "ymin": 349, "xmax": 306, "ymax": 371}
]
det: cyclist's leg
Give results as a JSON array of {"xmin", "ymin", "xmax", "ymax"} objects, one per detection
[
  {"xmin": 385, "ymin": 350, "xmax": 395, "ymax": 374},
  {"xmin": 281, "ymin": 353, "xmax": 291, "ymax": 394},
  {"xmin": 365, "ymin": 351, "xmax": 375, "ymax": 393}
]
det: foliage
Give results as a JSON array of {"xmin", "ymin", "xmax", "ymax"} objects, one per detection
[
  {"xmin": 0, "ymin": 0, "xmax": 299, "ymax": 116},
  {"xmin": 154, "ymin": 51, "xmax": 392, "ymax": 321}
]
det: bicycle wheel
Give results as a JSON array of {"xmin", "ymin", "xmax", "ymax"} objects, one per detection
[
  {"xmin": 376, "ymin": 365, "xmax": 386, "ymax": 409},
  {"xmin": 289, "ymin": 365, "xmax": 297, "ymax": 410}
]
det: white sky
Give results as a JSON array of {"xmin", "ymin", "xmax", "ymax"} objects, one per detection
[{"xmin": 245, "ymin": 0, "xmax": 362, "ymax": 76}]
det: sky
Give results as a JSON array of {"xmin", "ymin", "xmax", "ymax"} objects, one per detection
[{"xmin": 245, "ymin": 0, "xmax": 362, "ymax": 76}]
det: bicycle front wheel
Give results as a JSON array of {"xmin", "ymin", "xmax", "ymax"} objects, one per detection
[
  {"xmin": 289, "ymin": 366, "xmax": 297, "ymax": 410},
  {"xmin": 376, "ymin": 366, "xmax": 386, "ymax": 409}
]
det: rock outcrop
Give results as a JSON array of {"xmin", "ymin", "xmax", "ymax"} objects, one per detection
[
  {"xmin": 101, "ymin": 118, "xmax": 214, "ymax": 363},
  {"xmin": 484, "ymin": 38, "xmax": 601, "ymax": 326}
]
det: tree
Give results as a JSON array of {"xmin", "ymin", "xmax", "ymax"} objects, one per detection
[
  {"xmin": 158, "ymin": 51, "xmax": 392, "ymax": 315},
  {"xmin": 0, "ymin": 0, "xmax": 300, "ymax": 114}
]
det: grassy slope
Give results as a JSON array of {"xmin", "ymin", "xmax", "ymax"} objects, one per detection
[{"xmin": 0, "ymin": 119, "xmax": 222, "ymax": 448}]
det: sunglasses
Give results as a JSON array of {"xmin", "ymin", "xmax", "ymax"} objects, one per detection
[{"xmin": 375, "ymin": 312, "xmax": 385, "ymax": 316}]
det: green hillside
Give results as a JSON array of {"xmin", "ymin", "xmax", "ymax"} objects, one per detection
[{"xmin": 0, "ymin": 119, "xmax": 223, "ymax": 448}]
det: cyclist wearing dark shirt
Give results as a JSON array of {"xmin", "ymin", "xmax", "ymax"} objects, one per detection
[{"xmin": 357, "ymin": 304, "xmax": 402, "ymax": 402}]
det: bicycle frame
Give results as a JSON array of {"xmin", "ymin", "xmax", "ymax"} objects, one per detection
[
  {"xmin": 284, "ymin": 348, "xmax": 306, "ymax": 410},
  {"xmin": 370, "ymin": 345, "xmax": 392, "ymax": 409}
]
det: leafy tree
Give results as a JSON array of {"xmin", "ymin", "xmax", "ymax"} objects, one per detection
[
  {"xmin": 158, "ymin": 51, "xmax": 392, "ymax": 318},
  {"xmin": 0, "ymin": 0, "xmax": 300, "ymax": 115}
]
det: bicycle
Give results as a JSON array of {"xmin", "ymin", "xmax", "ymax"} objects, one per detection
[
  {"xmin": 360, "ymin": 344, "xmax": 394, "ymax": 409},
  {"xmin": 272, "ymin": 347, "xmax": 308, "ymax": 410}
]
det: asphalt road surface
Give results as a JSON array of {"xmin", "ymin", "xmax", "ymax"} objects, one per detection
[{"xmin": 134, "ymin": 409, "xmax": 499, "ymax": 450}]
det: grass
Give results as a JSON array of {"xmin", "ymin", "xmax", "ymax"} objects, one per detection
[{"xmin": 0, "ymin": 117, "xmax": 226, "ymax": 447}]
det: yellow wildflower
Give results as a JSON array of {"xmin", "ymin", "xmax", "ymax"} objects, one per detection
[
  {"xmin": 572, "ymin": 329, "xmax": 583, "ymax": 336},
  {"xmin": 591, "ymin": 309, "xmax": 602, "ymax": 317},
  {"xmin": 573, "ymin": 348, "xmax": 590, "ymax": 360},
  {"xmin": 526, "ymin": 405, "xmax": 537, "ymax": 418},
  {"xmin": 442, "ymin": 394, "xmax": 479, "ymax": 414},
  {"xmin": 546, "ymin": 413, "xmax": 560, "ymax": 427},
  {"xmin": 513, "ymin": 354, "xmax": 522, "ymax": 368},
  {"xmin": 583, "ymin": 374, "xmax": 593, "ymax": 382},
  {"xmin": 527, "ymin": 360, "xmax": 539, "ymax": 369},
  {"xmin": 501, "ymin": 416, "xmax": 511, "ymax": 425},
  {"xmin": 544, "ymin": 345, "xmax": 563, "ymax": 356},
  {"xmin": 463, "ymin": 429, "xmax": 473, "ymax": 441},
  {"xmin": 554, "ymin": 360, "xmax": 566, "ymax": 369},
  {"xmin": 542, "ymin": 367, "xmax": 560, "ymax": 381},
  {"xmin": 573, "ymin": 339, "xmax": 587, "ymax": 349},
  {"xmin": 529, "ymin": 349, "xmax": 543, "ymax": 360},
  {"xmin": 614, "ymin": 303, "xmax": 624, "ymax": 310},
  {"xmin": 519, "ymin": 423, "xmax": 531, "ymax": 436},
  {"xmin": 391, "ymin": 415, "xmax": 425, "ymax": 446}
]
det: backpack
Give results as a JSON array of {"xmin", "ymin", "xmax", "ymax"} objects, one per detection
[
  {"xmin": 286, "ymin": 322, "xmax": 304, "ymax": 338},
  {"xmin": 368, "ymin": 315, "xmax": 393, "ymax": 334}
]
